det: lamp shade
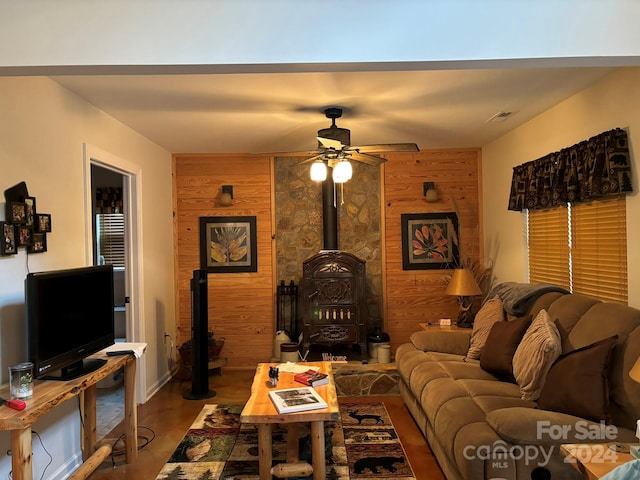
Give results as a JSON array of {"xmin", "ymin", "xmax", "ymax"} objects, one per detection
[
  {"xmin": 445, "ymin": 269, "xmax": 482, "ymax": 297},
  {"xmin": 310, "ymin": 160, "xmax": 327, "ymax": 181},
  {"xmin": 332, "ymin": 160, "xmax": 352, "ymax": 183},
  {"xmin": 630, "ymin": 356, "xmax": 640, "ymax": 383}
]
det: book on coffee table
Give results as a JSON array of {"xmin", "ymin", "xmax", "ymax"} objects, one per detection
[
  {"xmin": 268, "ymin": 386, "xmax": 328, "ymax": 414},
  {"xmin": 294, "ymin": 369, "xmax": 329, "ymax": 387}
]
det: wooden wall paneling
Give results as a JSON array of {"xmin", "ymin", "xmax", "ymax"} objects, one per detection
[
  {"xmin": 382, "ymin": 149, "xmax": 481, "ymax": 353},
  {"xmin": 173, "ymin": 149, "xmax": 481, "ymax": 367},
  {"xmin": 173, "ymin": 154, "xmax": 275, "ymax": 369}
]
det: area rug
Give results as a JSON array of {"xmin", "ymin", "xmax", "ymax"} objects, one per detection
[{"xmin": 155, "ymin": 401, "xmax": 416, "ymax": 480}]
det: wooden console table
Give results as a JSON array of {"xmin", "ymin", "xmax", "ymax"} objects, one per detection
[
  {"xmin": 561, "ymin": 443, "xmax": 636, "ymax": 479},
  {"xmin": 0, "ymin": 352, "xmax": 138, "ymax": 480}
]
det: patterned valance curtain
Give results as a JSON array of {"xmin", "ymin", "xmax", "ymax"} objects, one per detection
[{"xmin": 508, "ymin": 128, "xmax": 633, "ymax": 211}]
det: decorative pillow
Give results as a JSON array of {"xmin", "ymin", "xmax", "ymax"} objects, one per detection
[
  {"xmin": 537, "ymin": 335, "xmax": 618, "ymax": 423},
  {"xmin": 480, "ymin": 314, "xmax": 532, "ymax": 382},
  {"xmin": 512, "ymin": 309, "xmax": 562, "ymax": 401},
  {"xmin": 466, "ymin": 295, "xmax": 505, "ymax": 360}
]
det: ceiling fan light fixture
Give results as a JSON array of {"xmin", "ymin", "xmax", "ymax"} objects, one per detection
[
  {"xmin": 310, "ymin": 160, "xmax": 327, "ymax": 181},
  {"xmin": 332, "ymin": 160, "xmax": 352, "ymax": 184}
]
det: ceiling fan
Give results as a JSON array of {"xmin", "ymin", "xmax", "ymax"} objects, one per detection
[{"xmin": 299, "ymin": 107, "xmax": 420, "ymax": 168}]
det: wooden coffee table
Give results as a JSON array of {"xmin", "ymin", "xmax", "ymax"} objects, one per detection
[{"xmin": 240, "ymin": 362, "xmax": 340, "ymax": 479}]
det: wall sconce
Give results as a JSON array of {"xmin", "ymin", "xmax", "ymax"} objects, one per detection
[
  {"xmin": 423, "ymin": 182, "xmax": 438, "ymax": 202},
  {"xmin": 219, "ymin": 185, "xmax": 233, "ymax": 207}
]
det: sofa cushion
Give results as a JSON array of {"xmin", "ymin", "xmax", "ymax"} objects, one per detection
[
  {"xmin": 538, "ymin": 335, "xmax": 618, "ymax": 423},
  {"xmin": 480, "ymin": 314, "xmax": 532, "ymax": 382},
  {"xmin": 466, "ymin": 295, "xmax": 505, "ymax": 360},
  {"xmin": 513, "ymin": 309, "xmax": 562, "ymax": 401},
  {"xmin": 410, "ymin": 329, "xmax": 471, "ymax": 355},
  {"xmin": 486, "ymin": 407, "xmax": 637, "ymax": 446}
]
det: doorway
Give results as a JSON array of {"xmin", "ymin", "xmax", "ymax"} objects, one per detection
[{"xmin": 83, "ymin": 143, "xmax": 147, "ymax": 438}]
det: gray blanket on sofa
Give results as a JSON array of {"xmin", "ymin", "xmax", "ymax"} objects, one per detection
[{"xmin": 484, "ymin": 282, "xmax": 569, "ymax": 316}]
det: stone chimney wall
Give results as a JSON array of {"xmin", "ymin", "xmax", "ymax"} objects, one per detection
[{"xmin": 274, "ymin": 157, "xmax": 383, "ymax": 330}]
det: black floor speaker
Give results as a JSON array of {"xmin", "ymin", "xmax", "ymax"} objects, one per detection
[{"xmin": 183, "ymin": 269, "xmax": 217, "ymax": 400}]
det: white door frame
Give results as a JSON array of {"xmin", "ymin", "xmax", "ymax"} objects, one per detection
[{"xmin": 83, "ymin": 143, "xmax": 147, "ymax": 403}]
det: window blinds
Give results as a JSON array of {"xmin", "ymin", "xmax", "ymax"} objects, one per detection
[
  {"xmin": 96, "ymin": 213, "xmax": 126, "ymax": 268},
  {"xmin": 527, "ymin": 195, "xmax": 627, "ymax": 304},
  {"xmin": 571, "ymin": 195, "xmax": 627, "ymax": 303},
  {"xmin": 528, "ymin": 207, "xmax": 570, "ymax": 291}
]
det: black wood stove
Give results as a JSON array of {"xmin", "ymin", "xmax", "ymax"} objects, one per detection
[{"xmin": 302, "ymin": 250, "xmax": 368, "ymax": 358}]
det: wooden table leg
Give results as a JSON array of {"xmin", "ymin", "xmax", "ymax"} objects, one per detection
[
  {"xmin": 287, "ymin": 423, "xmax": 299, "ymax": 463},
  {"xmin": 82, "ymin": 386, "xmax": 97, "ymax": 461},
  {"xmin": 310, "ymin": 420, "xmax": 325, "ymax": 480},
  {"xmin": 258, "ymin": 424, "xmax": 272, "ymax": 480},
  {"xmin": 124, "ymin": 357, "xmax": 138, "ymax": 462},
  {"xmin": 11, "ymin": 427, "xmax": 32, "ymax": 480}
]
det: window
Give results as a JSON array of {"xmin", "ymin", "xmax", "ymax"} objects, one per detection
[
  {"xmin": 527, "ymin": 195, "xmax": 627, "ymax": 303},
  {"xmin": 96, "ymin": 213, "xmax": 125, "ymax": 268}
]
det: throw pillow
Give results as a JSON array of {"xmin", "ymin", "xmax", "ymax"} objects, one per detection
[
  {"xmin": 480, "ymin": 314, "xmax": 532, "ymax": 382},
  {"xmin": 512, "ymin": 309, "xmax": 562, "ymax": 401},
  {"xmin": 466, "ymin": 295, "xmax": 505, "ymax": 360},
  {"xmin": 537, "ymin": 335, "xmax": 618, "ymax": 423}
]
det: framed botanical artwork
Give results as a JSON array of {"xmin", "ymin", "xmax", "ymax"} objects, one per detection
[
  {"xmin": 28, "ymin": 233, "xmax": 47, "ymax": 254},
  {"xmin": 23, "ymin": 196, "xmax": 36, "ymax": 227},
  {"xmin": 401, "ymin": 212, "xmax": 460, "ymax": 270},
  {"xmin": 35, "ymin": 213, "xmax": 52, "ymax": 233},
  {"xmin": 6, "ymin": 202, "xmax": 27, "ymax": 225},
  {"xmin": 1, "ymin": 222, "xmax": 17, "ymax": 255},
  {"xmin": 199, "ymin": 216, "xmax": 257, "ymax": 273}
]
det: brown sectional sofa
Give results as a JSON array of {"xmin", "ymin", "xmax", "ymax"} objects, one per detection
[{"xmin": 396, "ymin": 289, "xmax": 640, "ymax": 480}]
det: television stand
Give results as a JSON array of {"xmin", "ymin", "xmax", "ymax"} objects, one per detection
[{"xmin": 0, "ymin": 351, "xmax": 138, "ymax": 480}]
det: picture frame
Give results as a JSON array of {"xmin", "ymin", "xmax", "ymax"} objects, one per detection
[
  {"xmin": 1, "ymin": 222, "xmax": 17, "ymax": 255},
  {"xmin": 401, "ymin": 212, "xmax": 460, "ymax": 270},
  {"xmin": 28, "ymin": 233, "xmax": 47, "ymax": 253},
  {"xmin": 23, "ymin": 196, "xmax": 36, "ymax": 227},
  {"xmin": 199, "ymin": 216, "xmax": 257, "ymax": 273},
  {"xmin": 6, "ymin": 202, "xmax": 27, "ymax": 225},
  {"xmin": 17, "ymin": 226, "xmax": 33, "ymax": 247},
  {"xmin": 35, "ymin": 213, "xmax": 52, "ymax": 233}
]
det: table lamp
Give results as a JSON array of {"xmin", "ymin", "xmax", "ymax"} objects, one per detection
[
  {"xmin": 445, "ymin": 268, "xmax": 482, "ymax": 328},
  {"xmin": 628, "ymin": 357, "xmax": 640, "ymax": 459}
]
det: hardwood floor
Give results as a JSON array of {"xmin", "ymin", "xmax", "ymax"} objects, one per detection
[{"xmin": 88, "ymin": 370, "xmax": 444, "ymax": 480}]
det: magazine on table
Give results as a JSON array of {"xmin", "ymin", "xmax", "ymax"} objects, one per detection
[
  {"xmin": 294, "ymin": 369, "xmax": 329, "ymax": 387},
  {"xmin": 268, "ymin": 386, "xmax": 328, "ymax": 414}
]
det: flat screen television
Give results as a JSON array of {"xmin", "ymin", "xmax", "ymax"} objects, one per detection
[{"xmin": 26, "ymin": 265, "xmax": 115, "ymax": 380}]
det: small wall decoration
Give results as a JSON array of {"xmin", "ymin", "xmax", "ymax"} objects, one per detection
[
  {"xmin": 95, "ymin": 187, "xmax": 123, "ymax": 214},
  {"xmin": 17, "ymin": 226, "xmax": 32, "ymax": 247},
  {"xmin": 23, "ymin": 196, "xmax": 36, "ymax": 227},
  {"xmin": 2, "ymin": 182, "xmax": 52, "ymax": 257},
  {"xmin": 1, "ymin": 222, "xmax": 17, "ymax": 255},
  {"xmin": 401, "ymin": 212, "xmax": 460, "ymax": 270},
  {"xmin": 35, "ymin": 213, "xmax": 51, "ymax": 233},
  {"xmin": 199, "ymin": 216, "xmax": 257, "ymax": 273},
  {"xmin": 28, "ymin": 233, "xmax": 47, "ymax": 253},
  {"xmin": 6, "ymin": 202, "xmax": 27, "ymax": 224}
]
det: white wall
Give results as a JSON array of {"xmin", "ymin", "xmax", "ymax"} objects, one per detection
[
  {"xmin": 482, "ymin": 67, "xmax": 640, "ymax": 307},
  {"xmin": 0, "ymin": 1, "xmax": 639, "ymax": 72},
  {"xmin": 0, "ymin": 77, "xmax": 174, "ymax": 479}
]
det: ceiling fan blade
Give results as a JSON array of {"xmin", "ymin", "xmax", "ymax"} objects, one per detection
[
  {"xmin": 298, "ymin": 154, "xmax": 326, "ymax": 165},
  {"xmin": 316, "ymin": 136, "xmax": 344, "ymax": 150},
  {"xmin": 349, "ymin": 151, "xmax": 386, "ymax": 166},
  {"xmin": 348, "ymin": 143, "xmax": 419, "ymax": 153},
  {"xmin": 254, "ymin": 149, "xmax": 320, "ymax": 156}
]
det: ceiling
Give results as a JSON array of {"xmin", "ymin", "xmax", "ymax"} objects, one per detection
[{"xmin": 51, "ymin": 67, "xmax": 615, "ymax": 154}]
